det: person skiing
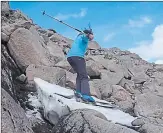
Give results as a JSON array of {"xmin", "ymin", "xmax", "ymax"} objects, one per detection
[{"xmin": 67, "ymin": 29, "xmax": 95, "ymax": 103}]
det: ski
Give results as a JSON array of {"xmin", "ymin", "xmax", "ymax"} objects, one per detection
[{"xmin": 54, "ymin": 92, "xmax": 118, "ymax": 109}]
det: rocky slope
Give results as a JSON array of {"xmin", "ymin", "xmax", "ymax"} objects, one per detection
[{"xmin": 1, "ymin": 1, "xmax": 163, "ymax": 133}]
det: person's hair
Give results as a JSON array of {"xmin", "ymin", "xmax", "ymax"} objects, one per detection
[{"xmin": 83, "ymin": 29, "xmax": 93, "ymax": 35}]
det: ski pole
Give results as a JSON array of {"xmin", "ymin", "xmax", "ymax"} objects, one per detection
[{"xmin": 42, "ymin": 11, "xmax": 85, "ymax": 34}]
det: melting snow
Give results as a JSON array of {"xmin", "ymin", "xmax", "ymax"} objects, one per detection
[{"xmin": 33, "ymin": 77, "xmax": 137, "ymax": 127}]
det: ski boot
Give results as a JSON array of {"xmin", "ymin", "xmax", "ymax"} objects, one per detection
[{"xmin": 81, "ymin": 94, "xmax": 95, "ymax": 103}]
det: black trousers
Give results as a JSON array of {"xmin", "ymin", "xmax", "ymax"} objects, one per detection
[{"xmin": 67, "ymin": 56, "xmax": 90, "ymax": 95}]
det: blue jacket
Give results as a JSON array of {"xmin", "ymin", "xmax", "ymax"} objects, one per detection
[{"xmin": 67, "ymin": 34, "xmax": 89, "ymax": 58}]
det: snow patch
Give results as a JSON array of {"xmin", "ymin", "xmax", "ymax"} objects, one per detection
[{"xmin": 34, "ymin": 77, "xmax": 137, "ymax": 127}]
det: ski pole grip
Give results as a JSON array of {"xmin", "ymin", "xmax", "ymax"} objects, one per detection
[{"xmin": 42, "ymin": 11, "xmax": 45, "ymax": 15}]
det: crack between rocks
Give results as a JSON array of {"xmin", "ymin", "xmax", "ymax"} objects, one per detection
[
  {"xmin": 3, "ymin": 43, "xmax": 23, "ymax": 74},
  {"xmin": 7, "ymin": 108, "xmax": 16, "ymax": 129},
  {"xmin": 80, "ymin": 111, "xmax": 96, "ymax": 133}
]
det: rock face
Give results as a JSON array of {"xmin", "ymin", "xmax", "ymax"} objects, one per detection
[
  {"xmin": 1, "ymin": 88, "xmax": 34, "ymax": 133},
  {"xmin": 55, "ymin": 109, "xmax": 138, "ymax": 133},
  {"xmin": 1, "ymin": 44, "xmax": 21, "ymax": 101}
]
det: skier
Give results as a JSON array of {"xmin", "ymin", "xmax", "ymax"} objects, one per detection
[{"xmin": 67, "ymin": 29, "xmax": 95, "ymax": 103}]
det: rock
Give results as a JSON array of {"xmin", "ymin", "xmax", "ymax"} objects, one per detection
[
  {"xmin": 1, "ymin": 44, "xmax": 21, "ymax": 100},
  {"xmin": 101, "ymin": 69, "xmax": 124, "ymax": 85},
  {"xmin": 55, "ymin": 59, "xmax": 73, "ymax": 72},
  {"xmin": 119, "ymin": 78, "xmax": 135, "ymax": 94},
  {"xmin": 55, "ymin": 109, "xmax": 138, "ymax": 133},
  {"xmin": 16, "ymin": 74, "xmax": 27, "ymax": 83},
  {"xmin": 29, "ymin": 25, "xmax": 47, "ymax": 47},
  {"xmin": 47, "ymin": 30, "xmax": 55, "ymax": 37},
  {"xmin": 1, "ymin": 1, "xmax": 10, "ymax": 11},
  {"xmin": 133, "ymin": 77, "xmax": 147, "ymax": 84},
  {"xmin": 90, "ymin": 79, "xmax": 113, "ymax": 99},
  {"xmin": 100, "ymin": 60, "xmax": 127, "ymax": 85},
  {"xmin": 138, "ymin": 122, "xmax": 163, "ymax": 133},
  {"xmin": 131, "ymin": 118, "xmax": 145, "ymax": 126},
  {"xmin": 66, "ymin": 71, "xmax": 76, "ymax": 89},
  {"xmin": 28, "ymin": 117, "xmax": 53, "ymax": 133},
  {"xmin": 7, "ymin": 28, "xmax": 56, "ymax": 72},
  {"xmin": 112, "ymin": 85, "xmax": 131, "ymax": 101},
  {"xmin": 1, "ymin": 88, "xmax": 34, "ymax": 133},
  {"xmin": 143, "ymin": 79, "xmax": 163, "ymax": 96},
  {"xmin": 48, "ymin": 28, "xmax": 57, "ymax": 34},
  {"xmin": 26, "ymin": 64, "xmax": 66, "ymax": 87},
  {"xmin": 2, "ymin": 25, "xmax": 17, "ymax": 36},
  {"xmin": 46, "ymin": 41, "xmax": 65, "ymax": 62},
  {"xmin": 88, "ymin": 41, "xmax": 101, "ymax": 50},
  {"xmin": 42, "ymin": 34, "xmax": 49, "ymax": 44},
  {"xmin": 37, "ymin": 29, "xmax": 47, "ymax": 34},
  {"xmin": 134, "ymin": 93, "xmax": 163, "ymax": 118},
  {"xmin": 1, "ymin": 32, "xmax": 9, "ymax": 43},
  {"xmin": 89, "ymin": 80, "xmax": 102, "ymax": 98},
  {"xmin": 50, "ymin": 33, "xmax": 66, "ymax": 43},
  {"xmin": 116, "ymin": 100, "xmax": 134, "ymax": 115},
  {"xmin": 86, "ymin": 60, "xmax": 101, "ymax": 78}
]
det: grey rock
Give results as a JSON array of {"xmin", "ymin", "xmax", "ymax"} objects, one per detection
[
  {"xmin": 46, "ymin": 41, "xmax": 65, "ymax": 62},
  {"xmin": 47, "ymin": 30, "xmax": 55, "ymax": 37},
  {"xmin": 26, "ymin": 64, "xmax": 66, "ymax": 87},
  {"xmin": 1, "ymin": 1, "xmax": 10, "ymax": 11},
  {"xmin": 116, "ymin": 100, "xmax": 134, "ymax": 115},
  {"xmin": 131, "ymin": 118, "xmax": 145, "ymax": 126},
  {"xmin": 1, "ymin": 88, "xmax": 34, "ymax": 133},
  {"xmin": 138, "ymin": 122, "xmax": 163, "ymax": 133},
  {"xmin": 111, "ymin": 85, "xmax": 132, "ymax": 101},
  {"xmin": 55, "ymin": 109, "xmax": 138, "ymax": 133},
  {"xmin": 119, "ymin": 78, "xmax": 135, "ymax": 94},
  {"xmin": 100, "ymin": 60, "xmax": 127, "ymax": 85},
  {"xmin": 89, "ymin": 80, "xmax": 102, "ymax": 98},
  {"xmin": 86, "ymin": 60, "xmax": 101, "ymax": 78},
  {"xmin": 16, "ymin": 74, "xmax": 27, "ymax": 83},
  {"xmin": 7, "ymin": 28, "xmax": 56, "ymax": 72},
  {"xmin": 88, "ymin": 41, "xmax": 101, "ymax": 50},
  {"xmin": 66, "ymin": 71, "xmax": 76, "ymax": 89},
  {"xmin": 1, "ymin": 44, "xmax": 21, "ymax": 100},
  {"xmin": 42, "ymin": 34, "xmax": 49, "ymax": 44},
  {"xmin": 90, "ymin": 79, "xmax": 113, "ymax": 99},
  {"xmin": 37, "ymin": 29, "xmax": 47, "ymax": 34},
  {"xmin": 1, "ymin": 32, "xmax": 9, "ymax": 43},
  {"xmin": 134, "ymin": 93, "xmax": 163, "ymax": 118},
  {"xmin": 55, "ymin": 59, "xmax": 73, "ymax": 72}
]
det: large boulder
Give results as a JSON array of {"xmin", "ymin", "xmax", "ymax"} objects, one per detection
[
  {"xmin": 134, "ymin": 93, "xmax": 163, "ymax": 118},
  {"xmin": 111, "ymin": 85, "xmax": 132, "ymax": 102},
  {"xmin": 46, "ymin": 41, "xmax": 65, "ymax": 62},
  {"xmin": 86, "ymin": 60, "xmax": 101, "ymax": 78},
  {"xmin": 139, "ymin": 123, "xmax": 163, "ymax": 133},
  {"xmin": 26, "ymin": 64, "xmax": 66, "ymax": 87},
  {"xmin": 1, "ymin": 88, "xmax": 34, "ymax": 133},
  {"xmin": 55, "ymin": 109, "xmax": 138, "ymax": 133},
  {"xmin": 7, "ymin": 28, "xmax": 56, "ymax": 72},
  {"xmin": 101, "ymin": 69, "xmax": 124, "ymax": 85}
]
